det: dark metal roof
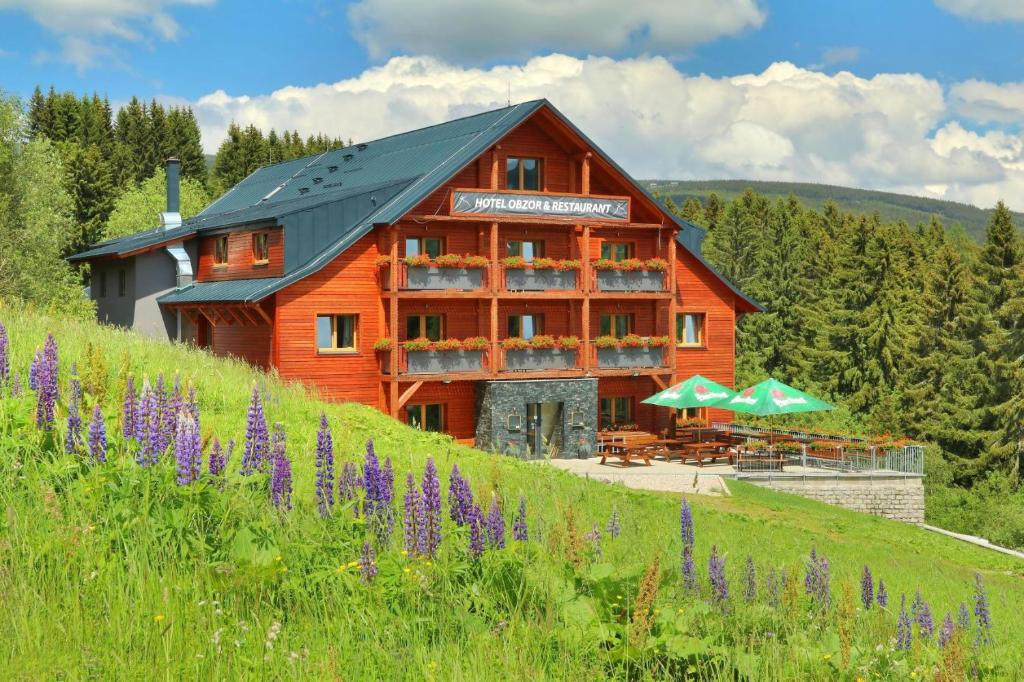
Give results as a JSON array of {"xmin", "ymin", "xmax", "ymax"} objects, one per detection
[{"xmin": 157, "ymin": 278, "xmax": 281, "ymax": 304}]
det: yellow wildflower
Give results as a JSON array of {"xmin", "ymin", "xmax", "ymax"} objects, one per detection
[{"xmin": 153, "ymin": 614, "xmax": 165, "ymax": 623}]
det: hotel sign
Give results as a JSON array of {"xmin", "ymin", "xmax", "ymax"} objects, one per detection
[{"xmin": 453, "ymin": 190, "xmax": 629, "ymax": 221}]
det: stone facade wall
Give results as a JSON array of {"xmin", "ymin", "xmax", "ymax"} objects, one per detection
[
  {"xmin": 475, "ymin": 378, "xmax": 597, "ymax": 459},
  {"xmin": 744, "ymin": 475, "xmax": 925, "ymax": 524}
]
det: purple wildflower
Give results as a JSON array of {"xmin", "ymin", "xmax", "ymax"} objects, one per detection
[
  {"xmin": 817, "ymin": 557, "xmax": 831, "ymax": 610},
  {"xmin": 682, "ymin": 544, "xmax": 697, "ymax": 590},
  {"xmin": 918, "ymin": 600, "xmax": 934, "ymax": 639},
  {"xmin": 743, "ymin": 554, "xmax": 757, "ymax": 603},
  {"xmin": 35, "ymin": 334, "xmax": 59, "ymax": 430},
  {"xmin": 680, "ymin": 498, "xmax": 694, "ymax": 547},
  {"xmin": 939, "ymin": 612, "xmax": 955, "ymax": 649},
  {"xmin": 486, "ymin": 496, "xmax": 505, "ymax": 549},
  {"xmin": 861, "ymin": 565, "xmax": 874, "ymax": 610},
  {"xmin": 0, "ymin": 321, "xmax": 8, "ymax": 384},
  {"xmin": 512, "ymin": 495, "xmax": 528, "ymax": 542},
  {"xmin": 270, "ymin": 423, "xmax": 292, "ymax": 510},
  {"xmin": 708, "ymin": 546, "xmax": 728, "ymax": 602},
  {"xmin": 137, "ymin": 379, "xmax": 162, "ymax": 466},
  {"xmin": 241, "ymin": 385, "xmax": 269, "ymax": 475},
  {"xmin": 403, "ymin": 472, "xmax": 422, "ymax": 554},
  {"xmin": 420, "ymin": 458, "xmax": 442, "ymax": 557},
  {"xmin": 877, "ymin": 579, "xmax": 888, "ymax": 608},
  {"xmin": 359, "ymin": 541, "xmax": 377, "ymax": 584},
  {"xmin": 174, "ymin": 412, "xmax": 201, "ymax": 485},
  {"xmin": 87, "ymin": 404, "xmax": 107, "ymax": 464},
  {"xmin": 584, "ymin": 523, "xmax": 602, "ymax": 558},
  {"xmin": 338, "ymin": 461, "xmax": 361, "ymax": 516},
  {"xmin": 65, "ymin": 398, "xmax": 83, "ymax": 454},
  {"xmin": 467, "ymin": 503, "xmax": 485, "ymax": 560},
  {"xmin": 208, "ymin": 438, "xmax": 226, "ymax": 484},
  {"xmin": 154, "ymin": 373, "xmax": 172, "ymax": 454},
  {"xmin": 974, "ymin": 573, "xmax": 991, "ymax": 646},
  {"xmin": 68, "ymin": 365, "xmax": 81, "ymax": 405},
  {"xmin": 606, "ymin": 506, "xmax": 621, "ymax": 539},
  {"xmin": 805, "ymin": 547, "xmax": 818, "ymax": 594},
  {"xmin": 448, "ymin": 464, "xmax": 473, "ymax": 526},
  {"xmin": 122, "ymin": 376, "xmax": 138, "ymax": 441},
  {"xmin": 957, "ymin": 602, "xmax": 970, "ymax": 629},
  {"xmin": 28, "ymin": 348, "xmax": 40, "ymax": 391},
  {"xmin": 911, "ymin": 589, "xmax": 923, "ymax": 619},
  {"xmin": 765, "ymin": 567, "xmax": 781, "ymax": 607},
  {"xmin": 315, "ymin": 413, "xmax": 335, "ymax": 517},
  {"xmin": 896, "ymin": 595, "xmax": 913, "ymax": 650},
  {"xmin": 362, "ymin": 440, "xmax": 394, "ymax": 546},
  {"xmin": 164, "ymin": 374, "xmax": 183, "ymax": 449}
]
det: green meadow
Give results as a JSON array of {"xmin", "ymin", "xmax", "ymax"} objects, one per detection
[{"xmin": 1, "ymin": 304, "xmax": 1022, "ymax": 680}]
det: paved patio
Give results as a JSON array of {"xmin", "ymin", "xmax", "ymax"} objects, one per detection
[{"xmin": 547, "ymin": 456, "xmax": 733, "ymax": 495}]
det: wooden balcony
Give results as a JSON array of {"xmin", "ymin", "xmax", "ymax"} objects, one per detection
[
  {"xmin": 380, "ymin": 263, "xmax": 490, "ymax": 293},
  {"xmin": 498, "ymin": 346, "xmax": 582, "ymax": 373},
  {"xmin": 589, "ymin": 342, "xmax": 670, "ymax": 370}
]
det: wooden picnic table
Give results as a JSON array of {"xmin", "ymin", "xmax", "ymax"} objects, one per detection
[{"xmin": 679, "ymin": 441, "xmax": 731, "ymax": 466}]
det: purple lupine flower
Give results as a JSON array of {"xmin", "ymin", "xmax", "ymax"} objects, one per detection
[
  {"xmin": 420, "ymin": 457, "xmax": 442, "ymax": 557},
  {"xmin": 974, "ymin": 573, "xmax": 991, "ymax": 646},
  {"xmin": 35, "ymin": 334, "xmax": 59, "ymax": 430},
  {"xmin": 743, "ymin": 554, "xmax": 757, "ymax": 603},
  {"xmin": 468, "ymin": 503, "xmax": 485, "ymax": 560},
  {"xmin": 315, "ymin": 413, "xmax": 335, "ymax": 517},
  {"xmin": 241, "ymin": 385, "xmax": 269, "ymax": 475},
  {"xmin": 65, "ymin": 398, "xmax": 83, "ymax": 454},
  {"xmin": 0, "ymin": 321, "xmax": 8, "ymax": 384},
  {"xmin": 403, "ymin": 472, "xmax": 422, "ymax": 554},
  {"xmin": 359, "ymin": 541, "xmax": 377, "ymax": 583},
  {"xmin": 680, "ymin": 498, "xmax": 694, "ymax": 547},
  {"xmin": 939, "ymin": 612, "xmax": 955, "ymax": 649},
  {"xmin": 362, "ymin": 440, "xmax": 394, "ymax": 546},
  {"xmin": 708, "ymin": 546, "xmax": 728, "ymax": 602},
  {"xmin": 896, "ymin": 595, "xmax": 913, "ymax": 650},
  {"xmin": 174, "ymin": 412, "xmax": 201, "ymax": 485},
  {"xmin": 918, "ymin": 600, "xmax": 934, "ymax": 639},
  {"xmin": 208, "ymin": 438, "xmax": 226, "ymax": 481},
  {"xmin": 682, "ymin": 544, "xmax": 697, "ymax": 590},
  {"xmin": 87, "ymin": 404, "xmax": 107, "ymax": 464},
  {"xmin": 122, "ymin": 375, "xmax": 138, "ymax": 441},
  {"xmin": 816, "ymin": 557, "xmax": 831, "ymax": 610},
  {"xmin": 861, "ymin": 565, "xmax": 874, "ymax": 610},
  {"xmin": 486, "ymin": 496, "xmax": 505, "ymax": 549},
  {"xmin": 877, "ymin": 579, "xmax": 888, "ymax": 608},
  {"xmin": 911, "ymin": 589, "xmax": 923, "ymax": 619},
  {"xmin": 138, "ymin": 379, "xmax": 162, "ymax": 466},
  {"xmin": 584, "ymin": 523, "xmax": 602, "ymax": 558},
  {"xmin": 805, "ymin": 547, "xmax": 818, "ymax": 594},
  {"xmin": 957, "ymin": 602, "xmax": 971, "ymax": 630},
  {"xmin": 28, "ymin": 348, "xmax": 41, "ymax": 391},
  {"xmin": 338, "ymin": 461, "xmax": 361, "ymax": 516},
  {"xmin": 606, "ymin": 506, "xmax": 620, "ymax": 539},
  {"xmin": 512, "ymin": 495, "xmax": 528, "ymax": 542},
  {"xmin": 765, "ymin": 567, "xmax": 781, "ymax": 607},
  {"xmin": 155, "ymin": 373, "xmax": 173, "ymax": 454},
  {"xmin": 68, "ymin": 364, "xmax": 81, "ymax": 405},
  {"xmin": 270, "ymin": 423, "xmax": 292, "ymax": 510},
  {"xmin": 448, "ymin": 464, "xmax": 473, "ymax": 526}
]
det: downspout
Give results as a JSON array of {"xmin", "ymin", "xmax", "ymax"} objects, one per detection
[
  {"xmin": 160, "ymin": 158, "xmax": 190, "ymax": 342},
  {"xmin": 165, "ymin": 243, "xmax": 193, "ymax": 342}
]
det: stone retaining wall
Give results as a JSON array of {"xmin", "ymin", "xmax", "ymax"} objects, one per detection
[{"xmin": 742, "ymin": 475, "xmax": 924, "ymax": 524}]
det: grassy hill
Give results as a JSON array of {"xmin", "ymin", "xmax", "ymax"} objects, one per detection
[
  {"xmin": 1, "ymin": 305, "xmax": 1022, "ymax": 679},
  {"xmin": 642, "ymin": 179, "xmax": 1024, "ymax": 242}
]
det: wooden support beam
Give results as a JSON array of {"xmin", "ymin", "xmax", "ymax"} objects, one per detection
[
  {"xmin": 198, "ymin": 307, "xmax": 218, "ymax": 327},
  {"xmin": 581, "ymin": 152, "xmax": 591, "ymax": 196},
  {"xmin": 652, "ymin": 374, "xmax": 668, "ymax": 391},
  {"xmin": 249, "ymin": 303, "xmax": 273, "ymax": 326},
  {"xmin": 397, "ymin": 381, "xmax": 424, "ymax": 410},
  {"xmin": 667, "ymin": 232, "xmax": 678, "ymax": 384},
  {"xmin": 389, "ymin": 225, "xmax": 400, "ymax": 416},
  {"xmin": 490, "ymin": 147, "xmax": 500, "ymax": 190},
  {"xmin": 581, "ymin": 222, "xmax": 591, "ymax": 371}
]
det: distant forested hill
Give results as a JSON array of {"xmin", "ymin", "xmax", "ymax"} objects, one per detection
[{"xmin": 642, "ymin": 179, "xmax": 1024, "ymax": 242}]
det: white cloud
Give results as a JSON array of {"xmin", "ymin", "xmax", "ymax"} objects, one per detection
[
  {"xmin": 821, "ymin": 46, "xmax": 861, "ymax": 65},
  {"xmin": 188, "ymin": 54, "xmax": 1024, "ymax": 209},
  {"xmin": 0, "ymin": 0, "xmax": 214, "ymax": 70},
  {"xmin": 935, "ymin": 0, "xmax": 1024, "ymax": 21},
  {"xmin": 950, "ymin": 78, "xmax": 1024, "ymax": 123},
  {"xmin": 347, "ymin": 0, "xmax": 766, "ymax": 62}
]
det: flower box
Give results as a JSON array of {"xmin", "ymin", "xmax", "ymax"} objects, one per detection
[
  {"xmin": 504, "ymin": 348, "xmax": 577, "ymax": 371},
  {"xmin": 596, "ymin": 346, "xmax": 665, "ymax": 369},
  {"xmin": 407, "ymin": 350, "xmax": 484, "ymax": 374},
  {"xmin": 595, "ymin": 269, "xmax": 665, "ymax": 292},
  {"xmin": 504, "ymin": 268, "xmax": 577, "ymax": 291},
  {"xmin": 406, "ymin": 266, "xmax": 483, "ymax": 290}
]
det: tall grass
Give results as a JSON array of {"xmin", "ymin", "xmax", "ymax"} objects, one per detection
[{"xmin": 1, "ymin": 303, "xmax": 1022, "ymax": 680}]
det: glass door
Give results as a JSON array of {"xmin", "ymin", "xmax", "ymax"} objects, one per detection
[{"xmin": 526, "ymin": 401, "xmax": 564, "ymax": 457}]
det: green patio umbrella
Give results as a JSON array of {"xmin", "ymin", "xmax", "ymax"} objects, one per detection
[
  {"xmin": 714, "ymin": 377, "xmax": 833, "ymax": 446},
  {"xmin": 642, "ymin": 374, "xmax": 737, "ymax": 408}
]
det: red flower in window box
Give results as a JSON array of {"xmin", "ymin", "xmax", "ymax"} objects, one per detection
[
  {"xmin": 461, "ymin": 336, "xmax": 489, "ymax": 351},
  {"xmin": 557, "ymin": 335, "xmax": 581, "ymax": 349},
  {"xmin": 373, "ymin": 338, "xmax": 393, "ymax": 351}
]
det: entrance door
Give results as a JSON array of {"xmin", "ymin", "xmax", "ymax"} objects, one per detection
[{"xmin": 526, "ymin": 401, "xmax": 564, "ymax": 457}]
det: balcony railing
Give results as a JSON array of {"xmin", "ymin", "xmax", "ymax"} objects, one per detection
[
  {"xmin": 381, "ymin": 347, "xmax": 490, "ymax": 375},
  {"xmin": 503, "ymin": 266, "xmax": 578, "ymax": 291},
  {"xmin": 591, "ymin": 342, "xmax": 669, "ymax": 369},
  {"xmin": 380, "ymin": 263, "xmax": 489, "ymax": 291},
  {"xmin": 498, "ymin": 346, "xmax": 581, "ymax": 372},
  {"xmin": 592, "ymin": 268, "xmax": 667, "ymax": 292}
]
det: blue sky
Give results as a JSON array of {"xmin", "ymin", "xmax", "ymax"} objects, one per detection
[{"xmin": 1, "ymin": 0, "xmax": 1023, "ymax": 207}]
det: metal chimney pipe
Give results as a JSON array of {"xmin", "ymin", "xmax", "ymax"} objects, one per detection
[{"xmin": 166, "ymin": 158, "xmax": 180, "ymax": 214}]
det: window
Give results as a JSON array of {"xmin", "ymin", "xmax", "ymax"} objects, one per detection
[
  {"xmin": 508, "ymin": 314, "xmax": 544, "ymax": 339},
  {"xmin": 507, "ymin": 239, "xmax": 544, "ymax": 261},
  {"xmin": 98, "ymin": 271, "xmax": 107, "ymax": 298},
  {"xmin": 406, "ymin": 314, "xmax": 444, "ymax": 341},
  {"xmin": 316, "ymin": 314, "xmax": 358, "ymax": 352},
  {"xmin": 599, "ymin": 313, "xmax": 632, "ymax": 338},
  {"xmin": 600, "ymin": 397, "xmax": 633, "ymax": 429},
  {"xmin": 506, "ymin": 157, "xmax": 541, "ymax": 191},
  {"xmin": 405, "ymin": 237, "xmax": 444, "ymax": 259},
  {"xmin": 214, "ymin": 236, "xmax": 229, "ymax": 266},
  {"xmin": 600, "ymin": 242, "xmax": 634, "ymax": 261},
  {"xmin": 676, "ymin": 313, "xmax": 705, "ymax": 347},
  {"xmin": 118, "ymin": 269, "xmax": 127, "ymax": 297},
  {"xmin": 677, "ymin": 407, "xmax": 705, "ymax": 421},
  {"xmin": 252, "ymin": 233, "xmax": 270, "ymax": 264},
  {"xmin": 407, "ymin": 403, "xmax": 444, "ymax": 432}
]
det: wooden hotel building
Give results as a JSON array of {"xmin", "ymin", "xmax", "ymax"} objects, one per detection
[{"xmin": 71, "ymin": 100, "xmax": 760, "ymax": 456}]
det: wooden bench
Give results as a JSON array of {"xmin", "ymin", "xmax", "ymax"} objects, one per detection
[{"xmin": 600, "ymin": 435, "xmax": 663, "ymax": 466}]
